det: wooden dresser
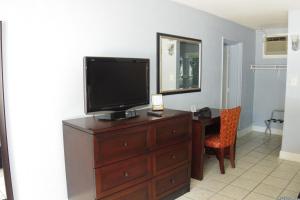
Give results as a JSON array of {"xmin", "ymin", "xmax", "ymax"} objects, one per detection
[{"xmin": 63, "ymin": 109, "xmax": 192, "ymax": 200}]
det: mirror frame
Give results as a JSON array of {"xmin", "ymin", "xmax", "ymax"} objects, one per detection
[
  {"xmin": 0, "ymin": 21, "xmax": 14, "ymax": 200},
  {"xmin": 157, "ymin": 32, "xmax": 202, "ymax": 95}
]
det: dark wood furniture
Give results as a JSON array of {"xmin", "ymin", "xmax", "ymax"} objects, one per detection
[
  {"xmin": 191, "ymin": 109, "xmax": 220, "ymax": 180},
  {"xmin": 63, "ymin": 109, "xmax": 192, "ymax": 200}
]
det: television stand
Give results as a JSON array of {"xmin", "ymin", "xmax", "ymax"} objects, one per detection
[{"xmin": 95, "ymin": 110, "xmax": 138, "ymax": 121}]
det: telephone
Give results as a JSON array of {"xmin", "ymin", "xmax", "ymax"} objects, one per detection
[{"xmin": 194, "ymin": 107, "xmax": 211, "ymax": 118}]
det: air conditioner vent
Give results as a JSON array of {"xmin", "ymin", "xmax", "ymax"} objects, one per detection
[{"xmin": 264, "ymin": 35, "xmax": 287, "ymax": 57}]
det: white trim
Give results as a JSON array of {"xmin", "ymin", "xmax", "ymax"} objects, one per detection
[
  {"xmin": 252, "ymin": 125, "xmax": 283, "ymax": 135},
  {"xmin": 237, "ymin": 126, "xmax": 252, "ymax": 138},
  {"xmin": 220, "ymin": 37, "xmax": 224, "ymax": 108},
  {"xmin": 280, "ymin": 151, "xmax": 300, "ymax": 163}
]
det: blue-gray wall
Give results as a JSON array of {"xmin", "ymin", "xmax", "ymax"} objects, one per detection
[
  {"xmin": 253, "ymin": 28, "xmax": 287, "ymax": 128},
  {"xmin": 157, "ymin": 2, "xmax": 256, "ymax": 130}
]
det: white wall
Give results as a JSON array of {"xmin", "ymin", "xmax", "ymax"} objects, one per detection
[
  {"xmin": 253, "ymin": 28, "xmax": 287, "ymax": 128},
  {"xmin": 281, "ymin": 9, "xmax": 300, "ymax": 159},
  {"xmin": 0, "ymin": 0, "xmax": 255, "ymax": 199}
]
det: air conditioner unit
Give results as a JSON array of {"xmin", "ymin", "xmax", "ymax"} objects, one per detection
[{"xmin": 264, "ymin": 35, "xmax": 287, "ymax": 58}]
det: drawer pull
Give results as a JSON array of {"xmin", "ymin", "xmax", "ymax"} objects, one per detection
[
  {"xmin": 123, "ymin": 141, "xmax": 128, "ymax": 147},
  {"xmin": 171, "ymin": 154, "xmax": 176, "ymax": 159},
  {"xmin": 172, "ymin": 130, "xmax": 176, "ymax": 134},
  {"xmin": 123, "ymin": 171, "xmax": 129, "ymax": 177},
  {"xmin": 170, "ymin": 178, "xmax": 175, "ymax": 184}
]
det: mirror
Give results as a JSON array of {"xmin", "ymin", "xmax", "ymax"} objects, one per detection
[
  {"xmin": 157, "ymin": 33, "xmax": 202, "ymax": 95},
  {"xmin": 0, "ymin": 21, "xmax": 14, "ymax": 200}
]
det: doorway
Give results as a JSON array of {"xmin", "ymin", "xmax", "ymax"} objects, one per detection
[{"xmin": 221, "ymin": 38, "xmax": 243, "ymax": 109}]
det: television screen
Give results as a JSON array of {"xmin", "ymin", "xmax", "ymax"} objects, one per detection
[{"xmin": 84, "ymin": 57, "xmax": 149, "ymax": 113}]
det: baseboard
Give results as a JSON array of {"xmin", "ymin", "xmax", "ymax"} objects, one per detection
[
  {"xmin": 252, "ymin": 125, "xmax": 283, "ymax": 135},
  {"xmin": 237, "ymin": 126, "xmax": 252, "ymax": 138},
  {"xmin": 280, "ymin": 151, "xmax": 300, "ymax": 163}
]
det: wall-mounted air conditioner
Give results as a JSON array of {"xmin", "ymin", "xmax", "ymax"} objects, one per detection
[{"xmin": 263, "ymin": 35, "xmax": 287, "ymax": 58}]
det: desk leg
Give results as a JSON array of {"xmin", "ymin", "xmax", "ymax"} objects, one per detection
[{"xmin": 191, "ymin": 122, "xmax": 205, "ymax": 180}]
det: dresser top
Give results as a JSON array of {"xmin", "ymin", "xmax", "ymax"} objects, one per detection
[{"xmin": 63, "ymin": 108, "xmax": 191, "ymax": 134}]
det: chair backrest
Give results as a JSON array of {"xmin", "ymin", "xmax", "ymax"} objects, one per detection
[{"xmin": 219, "ymin": 106, "xmax": 241, "ymax": 147}]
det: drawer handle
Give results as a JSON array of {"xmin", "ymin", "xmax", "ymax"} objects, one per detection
[
  {"xmin": 171, "ymin": 154, "xmax": 176, "ymax": 159},
  {"xmin": 170, "ymin": 178, "xmax": 175, "ymax": 184},
  {"xmin": 123, "ymin": 171, "xmax": 129, "ymax": 177},
  {"xmin": 172, "ymin": 130, "xmax": 176, "ymax": 134},
  {"xmin": 123, "ymin": 141, "xmax": 128, "ymax": 147}
]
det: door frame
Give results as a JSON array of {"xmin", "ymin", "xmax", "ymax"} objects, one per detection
[
  {"xmin": 0, "ymin": 21, "xmax": 14, "ymax": 200},
  {"xmin": 220, "ymin": 37, "xmax": 243, "ymax": 108}
]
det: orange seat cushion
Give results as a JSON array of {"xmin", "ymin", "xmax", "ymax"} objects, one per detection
[{"xmin": 205, "ymin": 134, "xmax": 221, "ymax": 148}]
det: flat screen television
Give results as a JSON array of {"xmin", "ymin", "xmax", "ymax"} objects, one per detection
[{"xmin": 84, "ymin": 57, "xmax": 149, "ymax": 119}]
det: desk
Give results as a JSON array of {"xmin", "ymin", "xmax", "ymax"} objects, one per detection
[{"xmin": 191, "ymin": 109, "xmax": 220, "ymax": 180}]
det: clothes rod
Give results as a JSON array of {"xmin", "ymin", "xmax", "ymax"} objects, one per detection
[{"xmin": 250, "ymin": 64, "xmax": 287, "ymax": 70}]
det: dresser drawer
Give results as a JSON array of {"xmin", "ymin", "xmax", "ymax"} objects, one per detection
[
  {"xmin": 154, "ymin": 117, "xmax": 190, "ymax": 146},
  {"xmin": 154, "ymin": 142, "xmax": 191, "ymax": 175},
  {"xmin": 94, "ymin": 126, "xmax": 149, "ymax": 167},
  {"xmin": 153, "ymin": 165, "xmax": 190, "ymax": 198},
  {"xmin": 101, "ymin": 182, "xmax": 151, "ymax": 200},
  {"xmin": 95, "ymin": 155, "xmax": 152, "ymax": 198}
]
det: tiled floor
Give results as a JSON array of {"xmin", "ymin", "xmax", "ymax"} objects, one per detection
[
  {"xmin": 0, "ymin": 169, "xmax": 7, "ymax": 200},
  {"xmin": 176, "ymin": 132, "xmax": 300, "ymax": 200}
]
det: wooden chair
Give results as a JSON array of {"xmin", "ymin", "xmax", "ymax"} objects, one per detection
[{"xmin": 204, "ymin": 106, "xmax": 241, "ymax": 174}]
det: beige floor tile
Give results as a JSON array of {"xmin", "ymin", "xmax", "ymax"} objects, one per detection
[
  {"xmin": 175, "ymin": 196, "xmax": 190, "ymax": 200},
  {"xmin": 204, "ymin": 165, "xmax": 222, "ymax": 176},
  {"xmin": 247, "ymin": 151, "xmax": 267, "ymax": 159},
  {"xmin": 218, "ymin": 185, "xmax": 249, "ymax": 200},
  {"xmin": 184, "ymin": 187, "xmax": 215, "ymax": 200},
  {"xmin": 190, "ymin": 178, "xmax": 202, "ymax": 188},
  {"xmin": 286, "ymin": 180, "xmax": 300, "ymax": 192},
  {"xmin": 235, "ymin": 160, "xmax": 255, "ymax": 170},
  {"xmin": 194, "ymin": 179, "xmax": 227, "ymax": 192},
  {"xmin": 225, "ymin": 167, "xmax": 246, "ymax": 176},
  {"xmin": 207, "ymin": 173, "xmax": 238, "ymax": 184},
  {"xmin": 292, "ymin": 172, "xmax": 300, "ymax": 183},
  {"xmin": 244, "ymin": 192, "xmax": 274, "ymax": 200},
  {"xmin": 239, "ymin": 155, "xmax": 261, "ymax": 164},
  {"xmin": 279, "ymin": 189, "xmax": 299, "ymax": 199},
  {"xmin": 248, "ymin": 164, "xmax": 274, "ymax": 175},
  {"xmin": 231, "ymin": 177, "xmax": 260, "ymax": 190},
  {"xmin": 264, "ymin": 155, "xmax": 280, "ymax": 161},
  {"xmin": 253, "ymin": 183, "xmax": 283, "ymax": 198},
  {"xmin": 262, "ymin": 176, "xmax": 290, "ymax": 188},
  {"xmin": 186, "ymin": 133, "xmax": 287, "ymax": 200},
  {"xmin": 208, "ymin": 194, "xmax": 235, "ymax": 200},
  {"xmin": 254, "ymin": 147, "xmax": 274, "ymax": 154},
  {"xmin": 282, "ymin": 160, "xmax": 300, "ymax": 168},
  {"xmin": 240, "ymin": 170, "xmax": 267, "ymax": 182},
  {"xmin": 256, "ymin": 159, "xmax": 281, "ymax": 169},
  {"xmin": 277, "ymin": 163, "xmax": 300, "ymax": 172},
  {"xmin": 270, "ymin": 169, "xmax": 297, "ymax": 180}
]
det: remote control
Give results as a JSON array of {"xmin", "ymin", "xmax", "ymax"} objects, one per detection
[{"xmin": 147, "ymin": 111, "xmax": 163, "ymax": 117}]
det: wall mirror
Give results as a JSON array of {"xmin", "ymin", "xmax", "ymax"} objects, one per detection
[{"xmin": 157, "ymin": 33, "xmax": 202, "ymax": 95}]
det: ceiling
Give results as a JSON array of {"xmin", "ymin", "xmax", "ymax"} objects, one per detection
[{"xmin": 171, "ymin": 0, "xmax": 300, "ymax": 29}]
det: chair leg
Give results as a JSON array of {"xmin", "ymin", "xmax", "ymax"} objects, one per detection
[
  {"xmin": 217, "ymin": 148, "xmax": 225, "ymax": 174},
  {"xmin": 229, "ymin": 144, "xmax": 235, "ymax": 168}
]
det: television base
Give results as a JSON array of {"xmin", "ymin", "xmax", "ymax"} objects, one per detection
[{"xmin": 95, "ymin": 110, "xmax": 139, "ymax": 121}]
